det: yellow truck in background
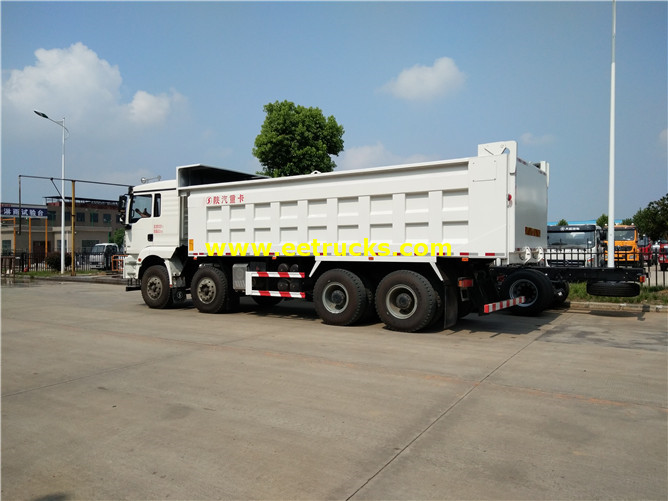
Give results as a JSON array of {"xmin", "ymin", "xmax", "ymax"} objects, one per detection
[{"xmin": 603, "ymin": 225, "xmax": 639, "ymax": 267}]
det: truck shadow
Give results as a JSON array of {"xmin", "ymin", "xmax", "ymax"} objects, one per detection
[
  {"xmin": 436, "ymin": 310, "xmax": 562, "ymax": 337},
  {"xmin": 169, "ymin": 297, "xmax": 562, "ymax": 335}
]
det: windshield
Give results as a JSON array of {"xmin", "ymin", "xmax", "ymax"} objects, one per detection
[
  {"xmin": 548, "ymin": 231, "xmax": 597, "ymax": 249},
  {"xmin": 614, "ymin": 229, "xmax": 636, "ymax": 241},
  {"xmin": 91, "ymin": 244, "xmax": 105, "ymax": 253}
]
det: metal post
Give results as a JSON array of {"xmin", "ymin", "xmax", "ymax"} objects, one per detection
[
  {"xmin": 607, "ymin": 0, "xmax": 616, "ymax": 268},
  {"xmin": 71, "ymin": 181, "xmax": 76, "ymax": 276},
  {"xmin": 34, "ymin": 111, "xmax": 68, "ymax": 274},
  {"xmin": 28, "ymin": 218, "xmax": 32, "ymax": 271},
  {"xmin": 61, "ymin": 118, "xmax": 66, "ymax": 274}
]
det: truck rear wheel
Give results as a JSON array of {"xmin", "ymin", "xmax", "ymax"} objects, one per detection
[
  {"xmin": 191, "ymin": 266, "xmax": 232, "ymax": 314},
  {"xmin": 314, "ymin": 269, "xmax": 367, "ymax": 326},
  {"xmin": 500, "ymin": 269, "xmax": 553, "ymax": 316},
  {"xmin": 375, "ymin": 270, "xmax": 437, "ymax": 332},
  {"xmin": 141, "ymin": 265, "xmax": 173, "ymax": 309}
]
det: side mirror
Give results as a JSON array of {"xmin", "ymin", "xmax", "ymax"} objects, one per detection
[{"xmin": 118, "ymin": 195, "xmax": 127, "ymax": 222}]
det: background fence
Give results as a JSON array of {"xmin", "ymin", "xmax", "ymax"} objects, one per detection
[
  {"xmin": 1, "ymin": 250, "xmax": 125, "ymax": 274},
  {"xmin": 545, "ymin": 249, "xmax": 667, "ymax": 287},
  {"xmin": 2, "ymin": 249, "xmax": 666, "ymax": 286}
]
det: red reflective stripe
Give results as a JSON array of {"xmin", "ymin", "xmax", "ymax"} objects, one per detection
[
  {"xmin": 483, "ymin": 296, "xmax": 526, "ymax": 314},
  {"xmin": 253, "ymin": 290, "xmax": 305, "ymax": 299},
  {"xmin": 251, "ymin": 271, "xmax": 305, "ymax": 278}
]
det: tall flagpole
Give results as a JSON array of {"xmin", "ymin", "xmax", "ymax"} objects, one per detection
[{"xmin": 607, "ymin": 0, "xmax": 616, "ymax": 268}]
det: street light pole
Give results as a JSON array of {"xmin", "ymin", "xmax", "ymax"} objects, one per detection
[
  {"xmin": 34, "ymin": 110, "xmax": 69, "ymax": 274},
  {"xmin": 607, "ymin": 0, "xmax": 616, "ymax": 268}
]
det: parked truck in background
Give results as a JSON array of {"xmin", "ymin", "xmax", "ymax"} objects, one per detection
[
  {"xmin": 546, "ymin": 224, "xmax": 602, "ymax": 268},
  {"xmin": 89, "ymin": 242, "xmax": 120, "ymax": 270},
  {"xmin": 638, "ymin": 235, "xmax": 653, "ymax": 265},
  {"xmin": 655, "ymin": 239, "xmax": 668, "ymax": 271},
  {"xmin": 603, "ymin": 225, "xmax": 640, "ymax": 267},
  {"xmin": 119, "ymin": 141, "xmax": 644, "ymax": 332}
]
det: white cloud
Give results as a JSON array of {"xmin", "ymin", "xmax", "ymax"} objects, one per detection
[
  {"xmin": 520, "ymin": 132, "xmax": 556, "ymax": 146},
  {"xmin": 2, "ymin": 42, "xmax": 185, "ymax": 133},
  {"xmin": 380, "ymin": 57, "xmax": 466, "ymax": 101},
  {"xmin": 3, "ymin": 42, "xmax": 121, "ymax": 118},
  {"xmin": 1, "ymin": 42, "xmax": 189, "ymax": 202},
  {"xmin": 337, "ymin": 142, "xmax": 434, "ymax": 171},
  {"xmin": 124, "ymin": 89, "xmax": 185, "ymax": 126}
]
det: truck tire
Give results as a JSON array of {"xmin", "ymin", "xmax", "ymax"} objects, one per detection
[
  {"xmin": 552, "ymin": 281, "xmax": 570, "ymax": 306},
  {"xmin": 314, "ymin": 269, "xmax": 367, "ymax": 326},
  {"xmin": 141, "ymin": 265, "xmax": 173, "ymax": 309},
  {"xmin": 586, "ymin": 281, "xmax": 640, "ymax": 297},
  {"xmin": 191, "ymin": 266, "xmax": 231, "ymax": 314},
  {"xmin": 500, "ymin": 269, "xmax": 553, "ymax": 316},
  {"xmin": 375, "ymin": 270, "xmax": 437, "ymax": 332}
]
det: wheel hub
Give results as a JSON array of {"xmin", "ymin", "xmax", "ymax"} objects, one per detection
[
  {"xmin": 330, "ymin": 290, "xmax": 346, "ymax": 306},
  {"xmin": 386, "ymin": 284, "xmax": 418, "ymax": 319},
  {"xmin": 322, "ymin": 282, "xmax": 349, "ymax": 313},
  {"xmin": 395, "ymin": 292, "xmax": 413, "ymax": 310},
  {"xmin": 197, "ymin": 278, "xmax": 216, "ymax": 304},
  {"xmin": 147, "ymin": 278, "xmax": 162, "ymax": 299}
]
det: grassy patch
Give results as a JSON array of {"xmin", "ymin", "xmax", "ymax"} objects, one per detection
[{"xmin": 568, "ymin": 282, "xmax": 668, "ymax": 305}]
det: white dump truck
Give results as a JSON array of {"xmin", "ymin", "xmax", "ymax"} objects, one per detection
[{"xmin": 120, "ymin": 140, "xmax": 642, "ymax": 331}]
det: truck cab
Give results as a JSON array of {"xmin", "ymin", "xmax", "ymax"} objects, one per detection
[
  {"xmin": 546, "ymin": 224, "xmax": 602, "ymax": 267},
  {"xmin": 119, "ymin": 179, "xmax": 183, "ymax": 287},
  {"xmin": 603, "ymin": 225, "xmax": 639, "ymax": 267}
]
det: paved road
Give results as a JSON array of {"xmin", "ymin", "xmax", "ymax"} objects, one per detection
[{"xmin": 2, "ymin": 279, "xmax": 666, "ymax": 500}]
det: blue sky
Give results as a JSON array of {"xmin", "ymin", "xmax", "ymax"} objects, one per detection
[{"xmin": 2, "ymin": 1, "xmax": 666, "ymax": 223}]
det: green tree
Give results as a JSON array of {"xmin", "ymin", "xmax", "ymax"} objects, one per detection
[
  {"xmin": 557, "ymin": 219, "xmax": 569, "ymax": 226},
  {"xmin": 632, "ymin": 194, "xmax": 668, "ymax": 240},
  {"xmin": 596, "ymin": 213, "xmax": 608, "ymax": 228},
  {"xmin": 111, "ymin": 228, "xmax": 125, "ymax": 248},
  {"xmin": 253, "ymin": 100, "xmax": 344, "ymax": 177}
]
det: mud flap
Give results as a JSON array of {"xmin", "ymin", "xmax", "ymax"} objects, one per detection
[{"xmin": 443, "ymin": 284, "xmax": 459, "ymax": 329}]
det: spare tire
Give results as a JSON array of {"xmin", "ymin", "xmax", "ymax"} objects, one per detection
[{"xmin": 586, "ymin": 281, "xmax": 640, "ymax": 298}]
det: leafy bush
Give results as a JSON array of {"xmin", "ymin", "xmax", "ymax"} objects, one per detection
[{"xmin": 45, "ymin": 252, "xmax": 71, "ymax": 271}]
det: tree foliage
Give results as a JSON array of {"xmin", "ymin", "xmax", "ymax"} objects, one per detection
[
  {"xmin": 632, "ymin": 194, "xmax": 668, "ymax": 240},
  {"xmin": 111, "ymin": 228, "xmax": 125, "ymax": 248},
  {"xmin": 557, "ymin": 219, "xmax": 569, "ymax": 226},
  {"xmin": 253, "ymin": 100, "xmax": 344, "ymax": 177},
  {"xmin": 596, "ymin": 213, "xmax": 608, "ymax": 228}
]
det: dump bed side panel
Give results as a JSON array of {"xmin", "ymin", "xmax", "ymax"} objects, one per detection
[{"xmin": 183, "ymin": 142, "xmax": 546, "ymax": 263}]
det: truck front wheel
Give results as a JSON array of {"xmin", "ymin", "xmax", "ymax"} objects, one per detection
[
  {"xmin": 191, "ymin": 266, "xmax": 231, "ymax": 314},
  {"xmin": 141, "ymin": 265, "xmax": 173, "ymax": 309},
  {"xmin": 375, "ymin": 270, "xmax": 437, "ymax": 332}
]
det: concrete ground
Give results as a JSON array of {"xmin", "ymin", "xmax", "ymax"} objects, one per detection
[{"xmin": 2, "ymin": 279, "xmax": 666, "ymax": 501}]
